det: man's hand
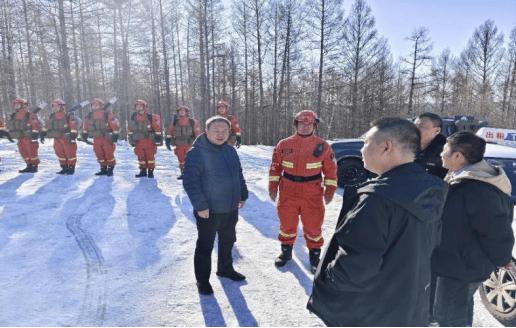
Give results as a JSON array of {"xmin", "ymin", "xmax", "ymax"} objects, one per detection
[
  {"xmin": 198, "ymin": 209, "xmax": 209, "ymax": 219},
  {"xmin": 154, "ymin": 134, "xmax": 162, "ymax": 145},
  {"xmin": 110, "ymin": 133, "xmax": 119, "ymax": 144},
  {"xmin": 39, "ymin": 132, "xmax": 45, "ymax": 144},
  {"xmin": 501, "ymin": 262, "xmax": 514, "ymax": 271},
  {"xmin": 269, "ymin": 189, "xmax": 277, "ymax": 202},
  {"xmin": 324, "ymin": 193, "xmax": 334, "ymax": 205},
  {"xmin": 236, "ymin": 136, "xmax": 242, "ymax": 149},
  {"xmin": 165, "ymin": 138, "xmax": 172, "ymax": 151},
  {"xmin": 238, "ymin": 201, "xmax": 246, "ymax": 209}
]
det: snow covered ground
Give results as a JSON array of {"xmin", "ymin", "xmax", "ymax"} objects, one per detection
[{"xmin": 0, "ymin": 139, "xmax": 510, "ymax": 326}]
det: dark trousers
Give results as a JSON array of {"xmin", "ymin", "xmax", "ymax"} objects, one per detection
[
  {"xmin": 433, "ymin": 275, "xmax": 480, "ymax": 327},
  {"xmin": 194, "ymin": 210, "xmax": 238, "ymax": 283}
]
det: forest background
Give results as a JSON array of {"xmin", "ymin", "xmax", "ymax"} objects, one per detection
[{"xmin": 1, "ymin": 0, "xmax": 516, "ymax": 144}]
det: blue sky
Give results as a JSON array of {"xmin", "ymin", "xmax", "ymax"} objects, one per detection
[{"xmin": 344, "ymin": 0, "xmax": 516, "ymax": 60}]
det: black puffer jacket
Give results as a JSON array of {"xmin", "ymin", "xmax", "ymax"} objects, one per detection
[
  {"xmin": 414, "ymin": 134, "xmax": 448, "ymax": 179},
  {"xmin": 431, "ymin": 160, "xmax": 514, "ymax": 282},
  {"xmin": 307, "ymin": 163, "xmax": 448, "ymax": 327}
]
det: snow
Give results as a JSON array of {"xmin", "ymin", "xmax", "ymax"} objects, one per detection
[{"xmin": 0, "ymin": 139, "xmax": 511, "ymax": 326}]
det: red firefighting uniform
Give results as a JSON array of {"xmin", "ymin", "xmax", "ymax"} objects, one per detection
[
  {"xmin": 128, "ymin": 112, "xmax": 162, "ymax": 169},
  {"xmin": 82, "ymin": 110, "xmax": 120, "ymax": 167},
  {"xmin": 219, "ymin": 113, "xmax": 241, "ymax": 146},
  {"xmin": 0, "ymin": 120, "xmax": 5, "ymax": 137},
  {"xmin": 269, "ymin": 132, "xmax": 338, "ymax": 249},
  {"xmin": 43, "ymin": 111, "xmax": 79, "ymax": 166},
  {"xmin": 167, "ymin": 116, "xmax": 200, "ymax": 170},
  {"xmin": 6, "ymin": 108, "xmax": 41, "ymax": 166}
]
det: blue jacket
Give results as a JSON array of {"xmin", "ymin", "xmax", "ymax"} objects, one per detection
[{"xmin": 183, "ymin": 133, "xmax": 248, "ymax": 213}]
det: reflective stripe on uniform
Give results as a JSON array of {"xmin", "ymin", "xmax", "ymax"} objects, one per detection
[
  {"xmin": 148, "ymin": 160, "xmax": 155, "ymax": 164},
  {"xmin": 269, "ymin": 175, "xmax": 280, "ymax": 182},
  {"xmin": 279, "ymin": 230, "xmax": 297, "ymax": 238},
  {"xmin": 282, "ymin": 160, "xmax": 294, "ymax": 168},
  {"xmin": 325, "ymin": 179, "xmax": 337, "ymax": 187},
  {"xmin": 306, "ymin": 162, "xmax": 322, "ymax": 169},
  {"xmin": 306, "ymin": 234, "xmax": 323, "ymax": 242}
]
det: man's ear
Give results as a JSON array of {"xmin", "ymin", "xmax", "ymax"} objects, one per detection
[{"xmin": 383, "ymin": 139, "xmax": 395, "ymax": 154}]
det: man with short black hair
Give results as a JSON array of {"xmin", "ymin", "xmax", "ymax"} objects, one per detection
[
  {"xmin": 414, "ymin": 113, "xmax": 448, "ymax": 179},
  {"xmin": 307, "ymin": 117, "xmax": 448, "ymax": 326},
  {"xmin": 431, "ymin": 131, "xmax": 514, "ymax": 327},
  {"xmin": 183, "ymin": 116, "xmax": 249, "ymax": 296}
]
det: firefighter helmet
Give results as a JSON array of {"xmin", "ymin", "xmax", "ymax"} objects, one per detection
[
  {"xmin": 176, "ymin": 105, "xmax": 190, "ymax": 115},
  {"xmin": 134, "ymin": 99, "xmax": 148, "ymax": 110},
  {"xmin": 12, "ymin": 98, "xmax": 28, "ymax": 106},
  {"xmin": 51, "ymin": 99, "xmax": 66, "ymax": 111},
  {"xmin": 292, "ymin": 109, "xmax": 320, "ymax": 128},
  {"xmin": 91, "ymin": 98, "xmax": 105, "ymax": 110},
  {"xmin": 216, "ymin": 100, "xmax": 230, "ymax": 113}
]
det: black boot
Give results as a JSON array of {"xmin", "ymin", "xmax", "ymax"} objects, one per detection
[
  {"xmin": 275, "ymin": 244, "xmax": 293, "ymax": 267},
  {"xmin": 66, "ymin": 165, "xmax": 75, "ymax": 175},
  {"xmin": 177, "ymin": 170, "xmax": 184, "ymax": 180},
  {"xmin": 147, "ymin": 168, "xmax": 154, "ymax": 178},
  {"xmin": 95, "ymin": 166, "xmax": 108, "ymax": 175},
  {"xmin": 135, "ymin": 168, "xmax": 147, "ymax": 178},
  {"xmin": 19, "ymin": 165, "xmax": 32, "ymax": 173},
  {"xmin": 31, "ymin": 165, "xmax": 38, "ymax": 173},
  {"xmin": 106, "ymin": 166, "xmax": 114, "ymax": 176},
  {"xmin": 309, "ymin": 248, "xmax": 321, "ymax": 274},
  {"xmin": 57, "ymin": 165, "xmax": 69, "ymax": 174}
]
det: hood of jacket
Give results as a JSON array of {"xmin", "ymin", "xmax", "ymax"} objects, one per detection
[
  {"xmin": 445, "ymin": 159, "xmax": 512, "ymax": 195},
  {"xmin": 358, "ymin": 162, "xmax": 448, "ymax": 224}
]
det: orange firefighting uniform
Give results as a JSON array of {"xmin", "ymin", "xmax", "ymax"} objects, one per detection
[
  {"xmin": 43, "ymin": 111, "xmax": 79, "ymax": 167},
  {"xmin": 6, "ymin": 108, "xmax": 41, "ymax": 166},
  {"xmin": 167, "ymin": 116, "xmax": 200, "ymax": 170},
  {"xmin": 128, "ymin": 111, "xmax": 162, "ymax": 169},
  {"xmin": 82, "ymin": 110, "xmax": 120, "ymax": 167},
  {"xmin": 219, "ymin": 113, "xmax": 241, "ymax": 146},
  {"xmin": 269, "ymin": 132, "xmax": 338, "ymax": 249}
]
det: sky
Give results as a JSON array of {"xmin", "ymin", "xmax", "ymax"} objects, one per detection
[{"xmin": 343, "ymin": 0, "xmax": 516, "ymax": 60}]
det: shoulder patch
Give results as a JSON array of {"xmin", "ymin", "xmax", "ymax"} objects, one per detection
[{"xmin": 282, "ymin": 148, "xmax": 294, "ymax": 155}]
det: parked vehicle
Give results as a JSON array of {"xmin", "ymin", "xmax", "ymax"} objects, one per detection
[{"xmin": 330, "ymin": 116, "xmax": 516, "ymax": 325}]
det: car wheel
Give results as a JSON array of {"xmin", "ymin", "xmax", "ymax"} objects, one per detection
[
  {"xmin": 479, "ymin": 265, "xmax": 516, "ymax": 324},
  {"xmin": 337, "ymin": 158, "xmax": 369, "ymax": 188}
]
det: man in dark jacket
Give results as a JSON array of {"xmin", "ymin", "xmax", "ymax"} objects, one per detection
[
  {"xmin": 307, "ymin": 117, "xmax": 448, "ymax": 327},
  {"xmin": 414, "ymin": 112, "xmax": 448, "ymax": 180},
  {"xmin": 431, "ymin": 132, "xmax": 514, "ymax": 327},
  {"xmin": 183, "ymin": 116, "xmax": 249, "ymax": 296}
]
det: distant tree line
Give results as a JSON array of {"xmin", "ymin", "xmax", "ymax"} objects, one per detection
[{"xmin": 1, "ymin": 0, "xmax": 515, "ymax": 143}]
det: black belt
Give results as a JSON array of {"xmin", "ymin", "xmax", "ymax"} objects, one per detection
[{"xmin": 283, "ymin": 172, "xmax": 322, "ymax": 182}]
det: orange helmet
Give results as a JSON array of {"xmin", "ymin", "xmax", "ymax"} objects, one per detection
[
  {"xmin": 51, "ymin": 99, "xmax": 66, "ymax": 111},
  {"xmin": 292, "ymin": 109, "xmax": 320, "ymax": 128},
  {"xmin": 177, "ymin": 105, "xmax": 190, "ymax": 115},
  {"xmin": 134, "ymin": 99, "xmax": 148, "ymax": 110},
  {"xmin": 91, "ymin": 98, "xmax": 104, "ymax": 110},
  {"xmin": 12, "ymin": 98, "xmax": 28, "ymax": 107}
]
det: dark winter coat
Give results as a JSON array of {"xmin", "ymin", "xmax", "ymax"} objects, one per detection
[
  {"xmin": 183, "ymin": 133, "xmax": 248, "ymax": 214},
  {"xmin": 307, "ymin": 163, "xmax": 448, "ymax": 327},
  {"xmin": 431, "ymin": 160, "xmax": 514, "ymax": 282},
  {"xmin": 414, "ymin": 134, "xmax": 448, "ymax": 179}
]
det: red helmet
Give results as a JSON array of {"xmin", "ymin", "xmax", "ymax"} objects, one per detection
[
  {"xmin": 51, "ymin": 99, "xmax": 66, "ymax": 110},
  {"xmin": 176, "ymin": 105, "xmax": 190, "ymax": 114},
  {"xmin": 134, "ymin": 99, "xmax": 148, "ymax": 110},
  {"xmin": 12, "ymin": 98, "xmax": 28, "ymax": 106},
  {"xmin": 292, "ymin": 109, "xmax": 319, "ymax": 128},
  {"xmin": 216, "ymin": 100, "xmax": 230, "ymax": 111},
  {"xmin": 91, "ymin": 98, "xmax": 104, "ymax": 110}
]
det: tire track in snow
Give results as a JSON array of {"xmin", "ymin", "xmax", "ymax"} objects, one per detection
[{"xmin": 66, "ymin": 213, "xmax": 107, "ymax": 326}]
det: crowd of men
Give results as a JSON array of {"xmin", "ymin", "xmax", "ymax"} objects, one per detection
[{"xmin": 1, "ymin": 97, "xmax": 514, "ymax": 326}]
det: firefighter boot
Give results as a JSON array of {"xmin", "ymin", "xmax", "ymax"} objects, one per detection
[
  {"xmin": 177, "ymin": 170, "xmax": 184, "ymax": 180},
  {"xmin": 19, "ymin": 165, "xmax": 32, "ymax": 173},
  {"xmin": 309, "ymin": 248, "xmax": 321, "ymax": 274},
  {"xmin": 29, "ymin": 164, "xmax": 38, "ymax": 173},
  {"xmin": 66, "ymin": 165, "xmax": 75, "ymax": 175},
  {"xmin": 95, "ymin": 166, "xmax": 108, "ymax": 176},
  {"xmin": 147, "ymin": 168, "xmax": 154, "ymax": 178},
  {"xmin": 57, "ymin": 165, "xmax": 69, "ymax": 174},
  {"xmin": 106, "ymin": 166, "xmax": 114, "ymax": 177},
  {"xmin": 275, "ymin": 244, "xmax": 293, "ymax": 267},
  {"xmin": 135, "ymin": 168, "xmax": 147, "ymax": 178}
]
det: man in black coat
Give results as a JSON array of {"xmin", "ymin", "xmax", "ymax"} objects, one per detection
[
  {"xmin": 431, "ymin": 132, "xmax": 514, "ymax": 326},
  {"xmin": 414, "ymin": 113, "xmax": 448, "ymax": 180},
  {"xmin": 307, "ymin": 117, "xmax": 448, "ymax": 326}
]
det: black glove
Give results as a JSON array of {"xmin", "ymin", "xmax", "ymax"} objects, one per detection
[
  {"xmin": 154, "ymin": 134, "xmax": 162, "ymax": 145},
  {"xmin": 31, "ymin": 131, "xmax": 39, "ymax": 143},
  {"xmin": 6, "ymin": 133, "xmax": 14, "ymax": 143},
  {"xmin": 111, "ymin": 133, "xmax": 119, "ymax": 144},
  {"xmin": 236, "ymin": 136, "xmax": 242, "ymax": 149},
  {"xmin": 40, "ymin": 132, "xmax": 46, "ymax": 144},
  {"xmin": 165, "ymin": 137, "xmax": 172, "ymax": 151},
  {"xmin": 69, "ymin": 132, "xmax": 77, "ymax": 140},
  {"xmin": 82, "ymin": 132, "xmax": 88, "ymax": 140}
]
